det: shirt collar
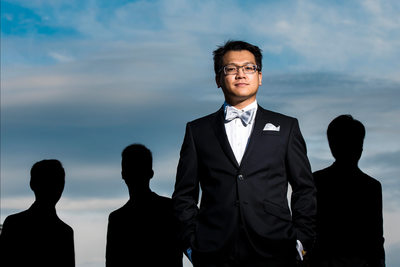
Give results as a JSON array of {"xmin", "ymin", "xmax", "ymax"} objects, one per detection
[{"xmin": 223, "ymin": 100, "xmax": 258, "ymax": 112}]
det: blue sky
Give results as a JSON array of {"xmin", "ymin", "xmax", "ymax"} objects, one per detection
[{"xmin": 1, "ymin": 0, "xmax": 400, "ymax": 266}]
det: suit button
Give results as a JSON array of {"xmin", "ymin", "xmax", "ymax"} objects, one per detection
[{"xmin": 238, "ymin": 174, "xmax": 244, "ymax": 180}]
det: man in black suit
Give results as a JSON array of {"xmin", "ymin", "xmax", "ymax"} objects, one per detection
[
  {"xmin": 311, "ymin": 115, "xmax": 385, "ymax": 267},
  {"xmin": 0, "ymin": 159, "xmax": 75, "ymax": 267},
  {"xmin": 172, "ymin": 40, "xmax": 316, "ymax": 267},
  {"xmin": 106, "ymin": 144, "xmax": 183, "ymax": 267}
]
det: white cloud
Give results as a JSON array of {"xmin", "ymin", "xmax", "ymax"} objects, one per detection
[
  {"xmin": 58, "ymin": 210, "xmax": 109, "ymax": 267},
  {"xmin": 4, "ymin": 0, "xmax": 400, "ymax": 78},
  {"xmin": 384, "ymin": 209, "xmax": 400, "ymax": 246},
  {"xmin": 48, "ymin": 51, "xmax": 74, "ymax": 63},
  {"xmin": 1, "ymin": 196, "xmax": 35, "ymax": 211},
  {"xmin": 362, "ymin": 0, "xmax": 383, "ymax": 16},
  {"xmin": 251, "ymin": 0, "xmax": 400, "ymax": 76}
]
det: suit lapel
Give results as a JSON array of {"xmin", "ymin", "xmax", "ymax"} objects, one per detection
[
  {"xmin": 211, "ymin": 107, "xmax": 240, "ymax": 168},
  {"xmin": 240, "ymin": 106, "xmax": 267, "ymax": 167}
]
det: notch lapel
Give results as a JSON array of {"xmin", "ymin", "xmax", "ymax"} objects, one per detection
[
  {"xmin": 211, "ymin": 107, "xmax": 240, "ymax": 168},
  {"xmin": 240, "ymin": 106, "xmax": 267, "ymax": 166}
]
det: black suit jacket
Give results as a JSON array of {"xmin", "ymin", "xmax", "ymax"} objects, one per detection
[
  {"xmin": 312, "ymin": 163, "xmax": 385, "ymax": 264},
  {"xmin": 106, "ymin": 192, "xmax": 183, "ymax": 267},
  {"xmin": 172, "ymin": 105, "xmax": 316, "ymax": 258},
  {"xmin": 0, "ymin": 203, "xmax": 75, "ymax": 267}
]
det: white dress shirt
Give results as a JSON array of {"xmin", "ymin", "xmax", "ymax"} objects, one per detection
[{"xmin": 224, "ymin": 100, "xmax": 258, "ymax": 165}]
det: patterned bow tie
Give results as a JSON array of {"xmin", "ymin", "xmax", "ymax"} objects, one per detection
[{"xmin": 225, "ymin": 106, "xmax": 255, "ymax": 125}]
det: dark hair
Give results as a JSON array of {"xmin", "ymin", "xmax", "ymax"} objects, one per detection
[
  {"xmin": 327, "ymin": 115, "xmax": 365, "ymax": 143},
  {"xmin": 30, "ymin": 159, "xmax": 65, "ymax": 191},
  {"xmin": 213, "ymin": 40, "xmax": 263, "ymax": 75},
  {"xmin": 327, "ymin": 115, "xmax": 365, "ymax": 160},
  {"xmin": 121, "ymin": 143, "xmax": 153, "ymax": 171}
]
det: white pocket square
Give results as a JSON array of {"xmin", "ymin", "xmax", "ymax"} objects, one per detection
[{"xmin": 263, "ymin": 123, "xmax": 280, "ymax": 131}]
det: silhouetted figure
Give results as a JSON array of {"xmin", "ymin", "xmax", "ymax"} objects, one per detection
[
  {"xmin": 0, "ymin": 159, "xmax": 75, "ymax": 267},
  {"xmin": 311, "ymin": 115, "xmax": 385, "ymax": 267},
  {"xmin": 106, "ymin": 144, "xmax": 183, "ymax": 267}
]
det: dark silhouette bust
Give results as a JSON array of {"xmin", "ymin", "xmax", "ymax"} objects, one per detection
[
  {"xmin": 0, "ymin": 159, "xmax": 75, "ymax": 267},
  {"xmin": 106, "ymin": 144, "xmax": 182, "ymax": 267},
  {"xmin": 311, "ymin": 115, "xmax": 385, "ymax": 267}
]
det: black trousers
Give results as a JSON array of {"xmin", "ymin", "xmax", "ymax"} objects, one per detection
[{"xmin": 192, "ymin": 224, "xmax": 297, "ymax": 267}]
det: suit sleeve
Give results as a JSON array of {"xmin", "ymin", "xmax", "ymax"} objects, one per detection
[
  {"xmin": 373, "ymin": 182, "xmax": 385, "ymax": 263},
  {"xmin": 105, "ymin": 214, "xmax": 116, "ymax": 267},
  {"xmin": 106, "ymin": 213, "xmax": 124, "ymax": 267},
  {"xmin": 286, "ymin": 119, "xmax": 317, "ymax": 252},
  {"xmin": 66, "ymin": 227, "xmax": 75, "ymax": 267},
  {"xmin": 172, "ymin": 123, "xmax": 200, "ymax": 249},
  {"xmin": 0, "ymin": 217, "xmax": 14, "ymax": 266}
]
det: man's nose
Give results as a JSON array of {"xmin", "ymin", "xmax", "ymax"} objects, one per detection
[{"xmin": 235, "ymin": 67, "xmax": 246, "ymax": 78}]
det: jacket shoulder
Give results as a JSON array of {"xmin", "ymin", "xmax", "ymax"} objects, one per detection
[
  {"xmin": 359, "ymin": 171, "xmax": 382, "ymax": 189},
  {"xmin": 313, "ymin": 166, "xmax": 331, "ymax": 178},
  {"xmin": 312, "ymin": 166, "xmax": 333, "ymax": 187},
  {"xmin": 2, "ymin": 209, "xmax": 31, "ymax": 225},
  {"xmin": 188, "ymin": 109, "xmax": 221, "ymax": 125},
  {"xmin": 257, "ymin": 106, "xmax": 297, "ymax": 123},
  {"xmin": 184, "ymin": 109, "xmax": 222, "ymax": 134},
  {"xmin": 57, "ymin": 218, "xmax": 74, "ymax": 233},
  {"xmin": 109, "ymin": 201, "xmax": 131, "ymax": 218}
]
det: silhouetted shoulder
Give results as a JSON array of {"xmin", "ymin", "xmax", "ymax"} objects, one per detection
[
  {"xmin": 2, "ymin": 209, "xmax": 30, "ymax": 225},
  {"xmin": 313, "ymin": 166, "xmax": 335, "ymax": 190},
  {"xmin": 313, "ymin": 166, "xmax": 331, "ymax": 179},
  {"xmin": 108, "ymin": 200, "xmax": 134, "ymax": 220},
  {"xmin": 357, "ymin": 170, "xmax": 382, "ymax": 194},
  {"xmin": 63, "ymin": 220, "xmax": 74, "ymax": 233},
  {"xmin": 152, "ymin": 192, "xmax": 173, "ymax": 204},
  {"xmin": 359, "ymin": 171, "xmax": 381, "ymax": 185},
  {"xmin": 1, "ymin": 208, "xmax": 75, "ymax": 267},
  {"xmin": 3, "ymin": 207, "xmax": 73, "ymax": 234},
  {"xmin": 108, "ymin": 192, "xmax": 173, "ymax": 220},
  {"xmin": 313, "ymin": 165, "xmax": 381, "ymax": 188},
  {"xmin": 149, "ymin": 192, "xmax": 175, "ymax": 217}
]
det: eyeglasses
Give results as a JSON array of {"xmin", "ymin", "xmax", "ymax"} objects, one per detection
[{"xmin": 220, "ymin": 64, "xmax": 259, "ymax": 75}]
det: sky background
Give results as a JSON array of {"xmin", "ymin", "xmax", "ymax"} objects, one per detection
[{"xmin": 1, "ymin": 0, "xmax": 399, "ymax": 266}]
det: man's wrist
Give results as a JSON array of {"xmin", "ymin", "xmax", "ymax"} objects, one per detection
[
  {"xmin": 185, "ymin": 247, "xmax": 192, "ymax": 262},
  {"xmin": 296, "ymin": 240, "xmax": 305, "ymax": 261}
]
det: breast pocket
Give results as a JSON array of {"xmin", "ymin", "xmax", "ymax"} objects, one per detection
[{"xmin": 261, "ymin": 131, "xmax": 281, "ymax": 136}]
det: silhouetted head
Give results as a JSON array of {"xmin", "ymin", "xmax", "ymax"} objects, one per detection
[
  {"xmin": 213, "ymin": 40, "xmax": 263, "ymax": 77},
  {"xmin": 121, "ymin": 144, "xmax": 154, "ymax": 190},
  {"xmin": 30, "ymin": 159, "xmax": 65, "ymax": 205},
  {"xmin": 327, "ymin": 114, "xmax": 366, "ymax": 165}
]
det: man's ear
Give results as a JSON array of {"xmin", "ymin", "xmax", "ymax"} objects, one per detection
[{"xmin": 258, "ymin": 71, "xmax": 262, "ymax": 86}]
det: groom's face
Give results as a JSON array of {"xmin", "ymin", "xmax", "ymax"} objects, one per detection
[{"xmin": 216, "ymin": 50, "xmax": 262, "ymax": 108}]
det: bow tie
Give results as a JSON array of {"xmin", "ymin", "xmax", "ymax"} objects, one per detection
[{"xmin": 225, "ymin": 106, "xmax": 255, "ymax": 125}]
